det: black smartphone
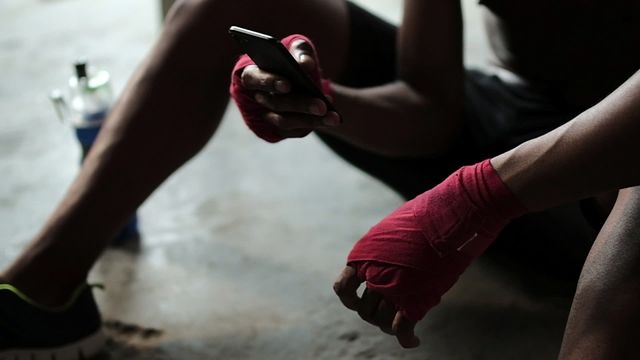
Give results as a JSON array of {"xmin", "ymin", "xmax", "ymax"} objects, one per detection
[{"xmin": 228, "ymin": 26, "xmax": 334, "ymax": 110}]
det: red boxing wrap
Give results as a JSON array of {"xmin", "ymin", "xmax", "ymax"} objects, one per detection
[
  {"xmin": 347, "ymin": 159, "xmax": 527, "ymax": 322},
  {"xmin": 229, "ymin": 34, "xmax": 331, "ymax": 143}
]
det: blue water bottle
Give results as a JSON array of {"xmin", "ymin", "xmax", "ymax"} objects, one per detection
[{"xmin": 50, "ymin": 60, "xmax": 139, "ymax": 245}]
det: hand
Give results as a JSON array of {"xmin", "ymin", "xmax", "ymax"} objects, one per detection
[
  {"xmin": 334, "ymin": 266, "xmax": 421, "ymax": 348},
  {"xmin": 334, "ymin": 159, "xmax": 527, "ymax": 348},
  {"xmin": 229, "ymin": 34, "xmax": 340, "ymax": 143}
]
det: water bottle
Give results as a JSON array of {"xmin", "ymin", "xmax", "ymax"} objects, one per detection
[{"xmin": 50, "ymin": 60, "xmax": 140, "ymax": 246}]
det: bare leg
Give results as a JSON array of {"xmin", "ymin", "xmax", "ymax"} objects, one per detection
[
  {"xmin": 559, "ymin": 186, "xmax": 640, "ymax": 359},
  {"xmin": 2, "ymin": 0, "xmax": 349, "ymax": 306}
]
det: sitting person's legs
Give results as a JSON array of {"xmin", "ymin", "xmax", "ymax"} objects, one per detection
[
  {"xmin": 0, "ymin": 0, "xmax": 352, "ymax": 357},
  {"xmin": 1, "ymin": 0, "xmax": 351, "ymax": 306}
]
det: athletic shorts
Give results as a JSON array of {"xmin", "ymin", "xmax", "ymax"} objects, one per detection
[{"xmin": 317, "ymin": 2, "xmax": 597, "ymax": 279}]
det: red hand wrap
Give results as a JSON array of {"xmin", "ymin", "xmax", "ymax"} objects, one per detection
[
  {"xmin": 229, "ymin": 34, "xmax": 331, "ymax": 143},
  {"xmin": 347, "ymin": 159, "xmax": 527, "ymax": 322}
]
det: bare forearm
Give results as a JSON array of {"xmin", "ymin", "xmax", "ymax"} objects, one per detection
[
  {"xmin": 320, "ymin": 81, "xmax": 462, "ymax": 157},
  {"xmin": 318, "ymin": 0, "xmax": 464, "ymax": 158},
  {"xmin": 492, "ymin": 69, "xmax": 640, "ymax": 211}
]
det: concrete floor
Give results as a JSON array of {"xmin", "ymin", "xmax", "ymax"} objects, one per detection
[{"xmin": 1, "ymin": 1, "xmax": 574, "ymax": 359}]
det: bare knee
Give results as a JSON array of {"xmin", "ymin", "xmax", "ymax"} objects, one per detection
[{"xmin": 162, "ymin": 0, "xmax": 349, "ymax": 76}]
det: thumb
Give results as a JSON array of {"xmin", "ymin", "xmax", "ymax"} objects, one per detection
[
  {"xmin": 392, "ymin": 311, "xmax": 420, "ymax": 348},
  {"xmin": 288, "ymin": 38, "xmax": 318, "ymax": 74}
]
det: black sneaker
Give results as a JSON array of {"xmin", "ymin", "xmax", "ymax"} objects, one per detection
[{"xmin": 0, "ymin": 282, "xmax": 105, "ymax": 360}]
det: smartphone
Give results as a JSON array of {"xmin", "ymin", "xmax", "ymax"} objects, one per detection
[{"xmin": 228, "ymin": 26, "xmax": 334, "ymax": 110}]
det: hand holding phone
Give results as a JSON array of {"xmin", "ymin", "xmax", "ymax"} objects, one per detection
[
  {"xmin": 228, "ymin": 26, "xmax": 341, "ymax": 143},
  {"xmin": 229, "ymin": 26, "xmax": 333, "ymax": 104}
]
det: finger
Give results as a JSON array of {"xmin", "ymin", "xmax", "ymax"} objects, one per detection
[
  {"xmin": 278, "ymin": 128, "xmax": 313, "ymax": 139},
  {"xmin": 264, "ymin": 112, "xmax": 340, "ymax": 131},
  {"xmin": 289, "ymin": 39, "xmax": 317, "ymax": 73},
  {"xmin": 240, "ymin": 65, "xmax": 290, "ymax": 93},
  {"xmin": 255, "ymin": 92, "xmax": 327, "ymax": 116},
  {"xmin": 322, "ymin": 112, "xmax": 341, "ymax": 127},
  {"xmin": 376, "ymin": 299, "xmax": 397, "ymax": 335},
  {"xmin": 358, "ymin": 288, "xmax": 384, "ymax": 326},
  {"xmin": 264, "ymin": 112, "xmax": 320, "ymax": 131},
  {"xmin": 392, "ymin": 311, "xmax": 420, "ymax": 348},
  {"xmin": 333, "ymin": 266, "xmax": 363, "ymax": 311}
]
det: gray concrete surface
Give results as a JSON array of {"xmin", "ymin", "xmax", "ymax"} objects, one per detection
[{"xmin": 1, "ymin": 0, "xmax": 572, "ymax": 359}]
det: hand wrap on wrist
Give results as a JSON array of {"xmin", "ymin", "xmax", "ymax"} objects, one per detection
[
  {"xmin": 229, "ymin": 34, "xmax": 331, "ymax": 143},
  {"xmin": 347, "ymin": 159, "xmax": 527, "ymax": 322}
]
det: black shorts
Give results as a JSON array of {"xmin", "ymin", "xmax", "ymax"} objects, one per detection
[{"xmin": 318, "ymin": 2, "xmax": 597, "ymax": 279}]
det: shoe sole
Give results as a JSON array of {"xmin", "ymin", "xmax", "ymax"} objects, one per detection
[{"xmin": 0, "ymin": 330, "xmax": 106, "ymax": 360}]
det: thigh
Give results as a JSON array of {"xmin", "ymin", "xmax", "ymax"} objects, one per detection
[{"xmin": 334, "ymin": 2, "xmax": 398, "ymax": 88}]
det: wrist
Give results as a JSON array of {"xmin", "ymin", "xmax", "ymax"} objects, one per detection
[
  {"xmin": 491, "ymin": 149, "xmax": 540, "ymax": 211},
  {"xmin": 413, "ymin": 159, "xmax": 527, "ymax": 258}
]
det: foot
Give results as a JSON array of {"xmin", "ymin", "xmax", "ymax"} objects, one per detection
[{"xmin": 0, "ymin": 281, "xmax": 105, "ymax": 360}]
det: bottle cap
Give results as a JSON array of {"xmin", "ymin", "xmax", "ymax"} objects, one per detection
[{"xmin": 74, "ymin": 60, "xmax": 88, "ymax": 79}]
